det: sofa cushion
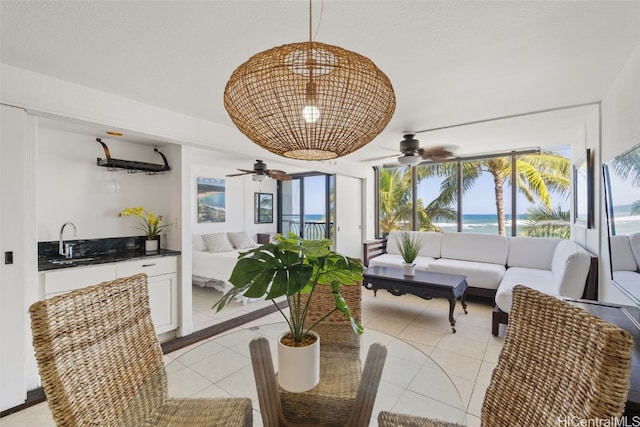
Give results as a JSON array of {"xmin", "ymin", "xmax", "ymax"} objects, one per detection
[
  {"xmin": 385, "ymin": 231, "xmax": 443, "ymax": 259},
  {"xmin": 551, "ymin": 240, "xmax": 590, "ymax": 298},
  {"xmin": 495, "ymin": 267, "xmax": 557, "ymax": 313},
  {"xmin": 201, "ymin": 232, "xmax": 234, "ymax": 253},
  {"xmin": 610, "ymin": 235, "xmax": 638, "ymax": 271},
  {"xmin": 507, "ymin": 237, "xmax": 560, "ymax": 270},
  {"xmin": 440, "ymin": 233, "xmax": 508, "ymax": 265},
  {"xmin": 368, "ymin": 253, "xmax": 435, "ymax": 272},
  {"xmin": 428, "ymin": 258, "xmax": 505, "ymax": 289}
]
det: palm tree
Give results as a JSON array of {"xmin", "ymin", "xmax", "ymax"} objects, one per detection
[
  {"xmin": 378, "ymin": 168, "xmax": 456, "ymax": 233},
  {"xmin": 611, "ymin": 148, "xmax": 640, "ymax": 216},
  {"xmin": 418, "ymin": 152, "xmax": 570, "ymax": 236},
  {"xmin": 378, "ymin": 167, "xmax": 412, "ymax": 233},
  {"xmin": 520, "ymin": 205, "xmax": 570, "ymax": 238}
]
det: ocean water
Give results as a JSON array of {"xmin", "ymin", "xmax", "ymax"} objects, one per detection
[{"xmin": 434, "ymin": 214, "xmax": 528, "ymax": 235}]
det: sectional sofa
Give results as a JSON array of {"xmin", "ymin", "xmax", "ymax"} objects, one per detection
[
  {"xmin": 366, "ymin": 231, "xmax": 595, "ymax": 333},
  {"xmin": 609, "ymin": 233, "xmax": 640, "ymax": 289}
]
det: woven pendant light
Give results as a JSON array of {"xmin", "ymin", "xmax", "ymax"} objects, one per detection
[{"xmin": 224, "ymin": 1, "xmax": 395, "ymax": 160}]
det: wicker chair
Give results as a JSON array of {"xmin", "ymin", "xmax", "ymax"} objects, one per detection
[
  {"xmin": 29, "ymin": 273, "xmax": 252, "ymax": 427},
  {"xmin": 377, "ymin": 285, "xmax": 634, "ymax": 427},
  {"xmin": 250, "ymin": 337, "xmax": 387, "ymax": 427},
  {"xmin": 281, "ymin": 284, "xmax": 362, "ymax": 425}
]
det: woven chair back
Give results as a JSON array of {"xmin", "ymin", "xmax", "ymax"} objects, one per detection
[
  {"xmin": 29, "ymin": 273, "xmax": 166, "ymax": 427},
  {"xmin": 482, "ymin": 285, "xmax": 634, "ymax": 426}
]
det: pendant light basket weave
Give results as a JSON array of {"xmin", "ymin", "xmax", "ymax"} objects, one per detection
[{"xmin": 224, "ymin": 41, "xmax": 396, "ymax": 160}]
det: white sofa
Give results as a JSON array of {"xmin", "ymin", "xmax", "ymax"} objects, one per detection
[
  {"xmin": 368, "ymin": 231, "xmax": 592, "ymax": 314},
  {"xmin": 609, "ymin": 232, "xmax": 640, "ymax": 289}
]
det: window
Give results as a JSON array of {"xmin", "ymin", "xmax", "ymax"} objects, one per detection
[{"xmin": 376, "ymin": 148, "xmax": 571, "ymax": 238}]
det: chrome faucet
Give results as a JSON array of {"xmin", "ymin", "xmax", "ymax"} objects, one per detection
[{"xmin": 59, "ymin": 222, "xmax": 77, "ymax": 259}]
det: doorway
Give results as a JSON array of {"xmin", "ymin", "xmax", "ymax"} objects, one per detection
[{"xmin": 279, "ymin": 174, "xmax": 335, "ymax": 241}]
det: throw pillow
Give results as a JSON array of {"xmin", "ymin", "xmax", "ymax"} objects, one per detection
[
  {"xmin": 227, "ymin": 231, "xmax": 257, "ymax": 249},
  {"xmin": 201, "ymin": 233, "xmax": 234, "ymax": 253}
]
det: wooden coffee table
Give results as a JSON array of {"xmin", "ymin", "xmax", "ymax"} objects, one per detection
[{"xmin": 363, "ymin": 266, "xmax": 468, "ymax": 333}]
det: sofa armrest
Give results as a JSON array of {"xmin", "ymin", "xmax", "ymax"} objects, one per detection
[
  {"xmin": 581, "ymin": 250, "xmax": 598, "ymax": 300},
  {"xmin": 362, "ymin": 239, "xmax": 386, "ymax": 267}
]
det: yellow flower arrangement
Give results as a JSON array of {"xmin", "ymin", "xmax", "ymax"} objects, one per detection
[{"xmin": 119, "ymin": 207, "xmax": 168, "ymax": 240}]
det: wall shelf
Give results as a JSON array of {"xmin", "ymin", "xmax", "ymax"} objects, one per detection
[{"xmin": 96, "ymin": 138, "xmax": 171, "ymax": 174}]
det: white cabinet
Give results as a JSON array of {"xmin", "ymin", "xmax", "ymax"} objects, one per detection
[
  {"xmin": 43, "ymin": 264, "xmax": 117, "ymax": 298},
  {"xmin": 42, "ymin": 256, "xmax": 178, "ymax": 335},
  {"xmin": 116, "ymin": 257, "xmax": 178, "ymax": 334}
]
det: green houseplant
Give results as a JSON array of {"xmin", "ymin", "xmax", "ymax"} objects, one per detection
[
  {"xmin": 397, "ymin": 231, "xmax": 423, "ymax": 276},
  {"xmin": 213, "ymin": 232, "xmax": 364, "ymax": 392},
  {"xmin": 213, "ymin": 232, "xmax": 364, "ymax": 342}
]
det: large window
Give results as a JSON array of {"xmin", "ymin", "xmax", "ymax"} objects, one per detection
[{"xmin": 376, "ymin": 148, "xmax": 571, "ymax": 237}]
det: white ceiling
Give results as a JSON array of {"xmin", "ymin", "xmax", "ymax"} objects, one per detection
[{"xmin": 2, "ymin": 1, "xmax": 640, "ymax": 167}]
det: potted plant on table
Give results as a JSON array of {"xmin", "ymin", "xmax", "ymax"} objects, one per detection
[
  {"xmin": 213, "ymin": 232, "xmax": 364, "ymax": 392},
  {"xmin": 397, "ymin": 231, "xmax": 423, "ymax": 276},
  {"xmin": 118, "ymin": 207, "xmax": 169, "ymax": 252}
]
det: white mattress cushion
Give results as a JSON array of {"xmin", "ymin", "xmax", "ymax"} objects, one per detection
[
  {"xmin": 440, "ymin": 233, "xmax": 508, "ymax": 265},
  {"xmin": 368, "ymin": 253, "xmax": 434, "ymax": 272},
  {"xmin": 507, "ymin": 237, "xmax": 560, "ymax": 269},
  {"xmin": 201, "ymin": 232, "xmax": 234, "ymax": 253},
  {"xmin": 428, "ymin": 258, "xmax": 505, "ymax": 289},
  {"xmin": 192, "ymin": 249, "xmax": 241, "ymax": 281},
  {"xmin": 495, "ymin": 267, "xmax": 557, "ymax": 313},
  {"xmin": 609, "ymin": 235, "xmax": 638, "ymax": 271},
  {"xmin": 227, "ymin": 231, "xmax": 257, "ymax": 249},
  {"xmin": 629, "ymin": 232, "xmax": 640, "ymax": 269},
  {"xmin": 551, "ymin": 240, "xmax": 590, "ymax": 298}
]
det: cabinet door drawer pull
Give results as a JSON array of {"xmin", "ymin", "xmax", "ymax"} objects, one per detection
[{"xmin": 142, "ymin": 263, "xmax": 156, "ymax": 267}]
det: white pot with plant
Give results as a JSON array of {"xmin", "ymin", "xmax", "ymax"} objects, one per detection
[
  {"xmin": 118, "ymin": 207, "xmax": 169, "ymax": 252},
  {"xmin": 397, "ymin": 231, "xmax": 423, "ymax": 276},
  {"xmin": 213, "ymin": 233, "xmax": 363, "ymax": 392}
]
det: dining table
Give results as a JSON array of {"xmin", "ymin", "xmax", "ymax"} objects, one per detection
[{"xmin": 119, "ymin": 322, "xmax": 467, "ymax": 426}]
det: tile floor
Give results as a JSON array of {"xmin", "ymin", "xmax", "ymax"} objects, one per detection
[{"xmin": 1, "ymin": 289, "xmax": 503, "ymax": 427}]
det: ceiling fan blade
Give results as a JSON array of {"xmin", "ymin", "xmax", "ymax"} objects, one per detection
[
  {"xmin": 274, "ymin": 175, "xmax": 293, "ymax": 181},
  {"xmin": 360, "ymin": 154, "xmax": 397, "ymax": 162},
  {"xmin": 226, "ymin": 170, "xmax": 254, "ymax": 177},
  {"xmin": 265, "ymin": 169, "xmax": 287, "ymax": 176},
  {"xmin": 418, "ymin": 146, "xmax": 454, "ymax": 160}
]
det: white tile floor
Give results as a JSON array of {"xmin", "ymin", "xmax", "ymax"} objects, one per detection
[{"xmin": 1, "ymin": 289, "xmax": 502, "ymax": 427}]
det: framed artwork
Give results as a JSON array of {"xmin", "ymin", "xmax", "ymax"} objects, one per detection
[
  {"xmin": 197, "ymin": 177, "xmax": 226, "ymax": 223},
  {"xmin": 573, "ymin": 148, "xmax": 593, "ymax": 229},
  {"xmin": 255, "ymin": 192, "xmax": 273, "ymax": 224}
]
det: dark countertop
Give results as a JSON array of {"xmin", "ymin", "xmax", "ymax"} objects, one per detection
[{"xmin": 38, "ymin": 249, "xmax": 181, "ymax": 272}]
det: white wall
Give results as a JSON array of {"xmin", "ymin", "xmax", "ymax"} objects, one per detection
[
  {"xmin": 191, "ymin": 148, "xmax": 278, "ymax": 241},
  {"xmin": 37, "ymin": 126, "xmax": 180, "ymax": 247},
  {"xmin": 600, "ymin": 42, "xmax": 640, "ymax": 304}
]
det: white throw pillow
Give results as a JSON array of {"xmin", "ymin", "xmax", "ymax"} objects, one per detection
[
  {"xmin": 201, "ymin": 233, "xmax": 234, "ymax": 253},
  {"xmin": 227, "ymin": 231, "xmax": 257, "ymax": 249}
]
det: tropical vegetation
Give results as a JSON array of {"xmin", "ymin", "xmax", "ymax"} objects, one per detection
[
  {"xmin": 520, "ymin": 205, "xmax": 570, "ymax": 239},
  {"xmin": 397, "ymin": 231, "xmax": 424, "ymax": 264}
]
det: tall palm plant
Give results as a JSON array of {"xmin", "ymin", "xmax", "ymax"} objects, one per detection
[
  {"xmin": 378, "ymin": 168, "xmax": 455, "ymax": 233},
  {"xmin": 418, "ymin": 152, "xmax": 570, "ymax": 236}
]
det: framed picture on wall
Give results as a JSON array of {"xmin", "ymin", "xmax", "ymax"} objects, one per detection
[
  {"xmin": 197, "ymin": 177, "xmax": 226, "ymax": 223},
  {"xmin": 255, "ymin": 192, "xmax": 273, "ymax": 224},
  {"xmin": 573, "ymin": 148, "xmax": 594, "ymax": 229}
]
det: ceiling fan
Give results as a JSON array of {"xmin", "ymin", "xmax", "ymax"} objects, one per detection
[
  {"xmin": 363, "ymin": 133, "xmax": 455, "ymax": 166},
  {"xmin": 226, "ymin": 160, "xmax": 292, "ymax": 181}
]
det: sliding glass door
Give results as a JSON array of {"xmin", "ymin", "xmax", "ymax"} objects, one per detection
[{"xmin": 279, "ymin": 173, "xmax": 334, "ymax": 241}]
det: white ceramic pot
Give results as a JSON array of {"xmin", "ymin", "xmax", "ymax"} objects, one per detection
[
  {"xmin": 145, "ymin": 239, "xmax": 159, "ymax": 252},
  {"xmin": 277, "ymin": 330, "xmax": 320, "ymax": 393},
  {"xmin": 402, "ymin": 262, "xmax": 416, "ymax": 276}
]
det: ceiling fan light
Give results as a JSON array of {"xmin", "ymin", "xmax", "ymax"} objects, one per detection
[
  {"xmin": 397, "ymin": 155, "xmax": 422, "ymax": 166},
  {"xmin": 253, "ymin": 174, "xmax": 268, "ymax": 182}
]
